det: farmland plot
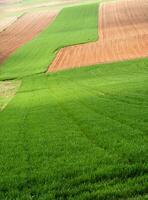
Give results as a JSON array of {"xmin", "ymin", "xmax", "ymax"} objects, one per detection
[
  {"xmin": 48, "ymin": 0, "xmax": 148, "ymax": 72},
  {"xmin": 0, "ymin": 11, "xmax": 56, "ymax": 64},
  {"xmin": 0, "ymin": 2, "xmax": 148, "ymax": 199},
  {"xmin": 0, "ymin": 58, "xmax": 148, "ymax": 199},
  {"xmin": 0, "ymin": 4, "xmax": 98, "ymax": 80},
  {"xmin": 0, "ymin": 16, "xmax": 17, "ymax": 32}
]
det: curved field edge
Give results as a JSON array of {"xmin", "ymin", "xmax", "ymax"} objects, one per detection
[
  {"xmin": 48, "ymin": 0, "xmax": 148, "ymax": 72},
  {"xmin": 0, "ymin": 3, "xmax": 99, "ymax": 80},
  {"xmin": 0, "ymin": 58, "xmax": 148, "ymax": 199}
]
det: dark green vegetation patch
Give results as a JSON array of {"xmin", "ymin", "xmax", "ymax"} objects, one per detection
[{"xmin": 0, "ymin": 58, "xmax": 148, "ymax": 199}]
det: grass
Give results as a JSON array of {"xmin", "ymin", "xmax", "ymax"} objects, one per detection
[
  {"xmin": 0, "ymin": 2, "xmax": 148, "ymax": 199},
  {"xmin": 0, "ymin": 58, "xmax": 148, "ymax": 199},
  {"xmin": 0, "ymin": 3, "xmax": 98, "ymax": 80}
]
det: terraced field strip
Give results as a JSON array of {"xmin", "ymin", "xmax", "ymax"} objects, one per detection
[
  {"xmin": 0, "ymin": 11, "xmax": 56, "ymax": 64},
  {"xmin": 48, "ymin": 0, "xmax": 148, "ymax": 72},
  {"xmin": 0, "ymin": 4, "xmax": 98, "ymax": 80}
]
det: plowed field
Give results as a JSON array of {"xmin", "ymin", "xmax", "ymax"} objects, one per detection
[
  {"xmin": 0, "ymin": 12, "xmax": 56, "ymax": 64},
  {"xmin": 0, "ymin": 16, "xmax": 18, "ymax": 32},
  {"xmin": 48, "ymin": 0, "xmax": 148, "ymax": 72}
]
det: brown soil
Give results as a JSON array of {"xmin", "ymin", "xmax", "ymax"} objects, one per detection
[
  {"xmin": 48, "ymin": 0, "xmax": 148, "ymax": 72},
  {"xmin": 0, "ymin": 11, "xmax": 57, "ymax": 64}
]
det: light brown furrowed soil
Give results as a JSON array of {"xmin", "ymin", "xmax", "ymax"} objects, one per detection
[
  {"xmin": 0, "ymin": 11, "xmax": 57, "ymax": 64},
  {"xmin": 0, "ymin": 16, "xmax": 18, "ymax": 32},
  {"xmin": 48, "ymin": 0, "xmax": 148, "ymax": 72}
]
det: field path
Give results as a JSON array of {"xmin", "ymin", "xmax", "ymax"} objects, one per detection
[
  {"xmin": 48, "ymin": 0, "xmax": 148, "ymax": 72},
  {"xmin": 0, "ymin": 11, "xmax": 57, "ymax": 64}
]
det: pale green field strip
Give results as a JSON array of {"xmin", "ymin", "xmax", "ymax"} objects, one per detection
[
  {"xmin": 0, "ymin": 58, "xmax": 148, "ymax": 199},
  {"xmin": 0, "ymin": 3, "xmax": 99, "ymax": 80},
  {"xmin": 0, "ymin": 80, "xmax": 21, "ymax": 111}
]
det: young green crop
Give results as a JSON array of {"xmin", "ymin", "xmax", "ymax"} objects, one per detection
[
  {"xmin": 0, "ymin": 58, "xmax": 148, "ymax": 199},
  {"xmin": 0, "ymin": 3, "xmax": 98, "ymax": 80}
]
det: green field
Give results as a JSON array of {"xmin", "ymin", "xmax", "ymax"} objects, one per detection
[
  {"xmin": 0, "ymin": 3, "xmax": 98, "ymax": 80},
  {"xmin": 0, "ymin": 2, "xmax": 148, "ymax": 200},
  {"xmin": 0, "ymin": 58, "xmax": 148, "ymax": 199}
]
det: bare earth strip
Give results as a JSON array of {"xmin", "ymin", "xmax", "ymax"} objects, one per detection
[
  {"xmin": 48, "ymin": 0, "xmax": 148, "ymax": 72},
  {"xmin": 0, "ymin": 16, "xmax": 18, "ymax": 32},
  {"xmin": 0, "ymin": 80, "xmax": 21, "ymax": 111},
  {"xmin": 0, "ymin": 11, "xmax": 57, "ymax": 64}
]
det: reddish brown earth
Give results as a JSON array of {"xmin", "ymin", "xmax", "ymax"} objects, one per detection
[
  {"xmin": 0, "ymin": 11, "xmax": 57, "ymax": 64},
  {"xmin": 48, "ymin": 0, "xmax": 148, "ymax": 72}
]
